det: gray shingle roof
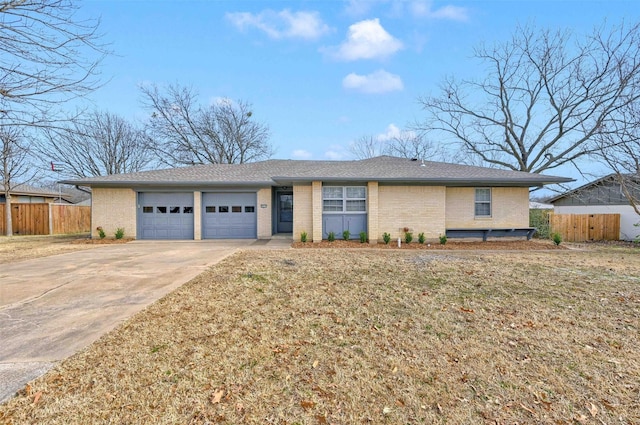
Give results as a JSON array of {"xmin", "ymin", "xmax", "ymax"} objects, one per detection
[{"xmin": 60, "ymin": 156, "xmax": 573, "ymax": 188}]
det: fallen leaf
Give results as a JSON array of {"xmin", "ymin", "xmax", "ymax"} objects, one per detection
[
  {"xmin": 300, "ymin": 400, "xmax": 316, "ymax": 410},
  {"xmin": 33, "ymin": 391, "xmax": 42, "ymax": 404},
  {"xmin": 211, "ymin": 389, "xmax": 224, "ymax": 404},
  {"xmin": 382, "ymin": 406, "xmax": 392, "ymax": 415},
  {"xmin": 574, "ymin": 413, "xmax": 588, "ymax": 424},
  {"xmin": 395, "ymin": 399, "xmax": 405, "ymax": 407},
  {"xmin": 586, "ymin": 402, "xmax": 598, "ymax": 417},
  {"xmin": 315, "ymin": 415, "xmax": 328, "ymax": 424},
  {"xmin": 312, "ymin": 360, "xmax": 319, "ymax": 369},
  {"xmin": 460, "ymin": 307, "xmax": 475, "ymax": 313}
]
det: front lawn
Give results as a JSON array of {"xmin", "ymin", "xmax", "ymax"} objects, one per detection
[{"xmin": 1, "ymin": 248, "xmax": 638, "ymax": 424}]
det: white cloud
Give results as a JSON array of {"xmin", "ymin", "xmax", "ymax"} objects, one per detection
[
  {"xmin": 343, "ymin": 1, "xmax": 469, "ymax": 22},
  {"xmin": 375, "ymin": 123, "xmax": 417, "ymax": 141},
  {"xmin": 292, "ymin": 149, "xmax": 312, "ymax": 159},
  {"xmin": 324, "ymin": 145, "xmax": 348, "ymax": 160},
  {"xmin": 326, "ymin": 18, "xmax": 403, "ymax": 61},
  {"xmin": 342, "ymin": 69, "xmax": 404, "ymax": 94},
  {"xmin": 226, "ymin": 9, "xmax": 331, "ymax": 40},
  {"xmin": 409, "ymin": 1, "xmax": 469, "ymax": 21}
]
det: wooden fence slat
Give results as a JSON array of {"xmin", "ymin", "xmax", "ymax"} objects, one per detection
[
  {"xmin": 51, "ymin": 204, "xmax": 91, "ymax": 234},
  {"xmin": 550, "ymin": 213, "xmax": 620, "ymax": 242},
  {"xmin": 1, "ymin": 203, "xmax": 91, "ymax": 236}
]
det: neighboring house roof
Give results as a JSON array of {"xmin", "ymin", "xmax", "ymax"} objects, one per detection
[
  {"xmin": 1, "ymin": 183, "xmax": 73, "ymax": 202},
  {"xmin": 547, "ymin": 173, "xmax": 640, "ymax": 205},
  {"xmin": 60, "ymin": 156, "xmax": 573, "ymax": 188}
]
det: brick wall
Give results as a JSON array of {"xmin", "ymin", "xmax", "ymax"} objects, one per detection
[
  {"xmin": 257, "ymin": 188, "xmax": 272, "ymax": 239},
  {"xmin": 293, "ymin": 184, "xmax": 312, "ymax": 241},
  {"xmin": 378, "ymin": 185, "xmax": 446, "ymax": 241},
  {"xmin": 445, "ymin": 187, "xmax": 529, "ymax": 228},
  {"xmin": 91, "ymin": 188, "xmax": 137, "ymax": 238}
]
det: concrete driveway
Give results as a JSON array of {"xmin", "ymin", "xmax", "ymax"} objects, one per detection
[{"xmin": 0, "ymin": 239, "xmax": 290, "ymax": 403}]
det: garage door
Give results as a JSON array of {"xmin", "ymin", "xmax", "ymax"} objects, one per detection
[
  {"xmin": 202, "ymin": 192, "xmax": 256, "ymax": 239},
  {"xmin": 138, "ymin": 192, "xmax": 194, "ymax": 240}
]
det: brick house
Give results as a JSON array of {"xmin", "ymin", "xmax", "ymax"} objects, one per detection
[{"xmin": 61, "ymin": 156, "xmax": 572, "ymax": 242}]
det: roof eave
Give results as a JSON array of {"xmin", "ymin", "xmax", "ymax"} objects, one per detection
[{"xmin": 59, "ymin": 180, "xmax": 274, "ymax": 188}]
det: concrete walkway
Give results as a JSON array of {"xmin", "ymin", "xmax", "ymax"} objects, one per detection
[{"xmin": 0, "ymin": 238, "xmax": 290, "ymax": 403}]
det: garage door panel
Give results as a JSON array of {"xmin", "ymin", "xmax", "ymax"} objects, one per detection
[
  {"xmin": 138, "ymin": 192, "xmax": 194, "ymax": 240},
  {"xmin": 202, "ymin": 193, "xmax": 256, "ymax": 239}
]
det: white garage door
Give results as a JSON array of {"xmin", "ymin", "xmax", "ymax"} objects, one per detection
[
  {"xmin": 202, "ymin": 192, "xmax": 257, "ymax": 239},
  {"xmin": 138, "ymin": 192, "xmax": 194, "ymax": 240}
]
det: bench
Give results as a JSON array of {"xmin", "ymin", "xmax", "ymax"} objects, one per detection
[{"xmin": 445, "ymin": 228, "xmax": 537, "ymax": 241}]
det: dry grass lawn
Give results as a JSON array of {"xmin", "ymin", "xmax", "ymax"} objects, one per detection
[
  {"xmin": 1, "ymin": 246, "xmax": 639, "ymax": 424},
  {"xmin": 0, "ymin": 234, "xmax": 93, "ymax": 263}
]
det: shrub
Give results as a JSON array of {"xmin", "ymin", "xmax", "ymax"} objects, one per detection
[
  {"xmin": 115, "ymin": 227, "xmax": 125, "ymax": 240},
  {"xmin": 327, "ymin": 231, "xmax": 335, "ymax": 242},
  {"xmin": 529, "ymin": 209, "xmax": 551, "ymax": 239},
  {"xmin": 418, "ymin": 232, "xmax": 426, "ymax": 244},
  {"xmin": 382, "ymin": 232, "xmax": 391, "ymax": 244},
  {"xmin": 439, "ymin": 234, "xmax": 447, "ymax": 245},
  {"xmin": 359, "ymin": 231, "xmax": 367, "ymax": 243},
  {"xmin": 300, "ymin": 231, "xmax": 308, "ymax": 243},
  {"xmin": 342, "ymin": 230, "xmax": 351, "ymax": 241},
  {"xmin": 404, "ymin": 231, "xmax": 413, "ymax": 244},
  {"xmin": 96, "ymin": 226, "xmax": 106, "ymax": 239},
  {"xmin": 552, "ymin": 232, "xmax": 562, "ymax": 246}
]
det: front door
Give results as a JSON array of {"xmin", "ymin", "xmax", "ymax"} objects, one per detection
[{"xmin": 277, "ymin": 192, "xmax": 293, "ymax": 233}]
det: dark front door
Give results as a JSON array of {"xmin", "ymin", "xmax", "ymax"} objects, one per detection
[{"xmin": 277, "ymin": 192, "xmax": 293, "ymax": 233}]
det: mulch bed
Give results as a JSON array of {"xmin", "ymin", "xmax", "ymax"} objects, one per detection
[{"xmin": 293, "ymin": 239, "xmax": 566, "ymax": 250}]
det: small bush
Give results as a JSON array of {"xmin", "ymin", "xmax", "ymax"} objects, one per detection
[
  {"xmin": 327, "ymin": 231, "xmax": 335, "ymax": 242},
  {"xmin": 342, "ymin": 230, "xmax": 351, "ymax": 241},
  {"xmin": 404, "ymin": 232, "xmax": 413, "ymax": 244},
  {"xmin": 359, "ymin": 231, "xmax": 367, "ymax": 243},
  {"xmin": 300, "ymin": 231, "xmax": 308, "ymax": 243},
  {"xmin": 418, "ymin": 232, "xmax": 426, "ymax": 244},
  {"xmin": 115, "ymin": 227, "xmax": 125, "ymax": 240},
  {"xmin": 96, "ymin": 226, "xmax": 106, "ymax": 239},
  {"xmin": 439, "ymin": 234, "xmax": 447, "ymax": 245},
  {"xmin": 382, "ymin": 232, "xmax": 391, "ymax": 244},
  {"xmin": 552, "ymin": 232, "xmax": 562, "ymax": 246}
]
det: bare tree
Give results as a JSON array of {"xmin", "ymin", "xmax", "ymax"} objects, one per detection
[
  {"xmin": 595, "ymin": 102, "xmax": 640, "ymax": 215},
  {"xmin": 1, "ymin": 127, "xmax": 37, "ymax": 236},
  {"xmin": 417, "ymin": 21, "xmax": 640, "ymax": 174},
  {"xmin": 39, "ymin": 110, "xmax": 153, "ymax": 178},
  {"xmin": 0, "ymin": 0, "xmax": 107, "ymax": 129},
  {"xmin": 349, "ymin": 135, "xmax": 384, "ymax": 159},
  {"xmin": 349, "ymin": 131, "xmax": 442, "ymax": 160},
  {"xmin": 384, "ymin": 132, "xmax": 443, "ymax": 161},
  {"xmin": 140, "ymin": 84, "xmax": 273, "ymax": 166}
]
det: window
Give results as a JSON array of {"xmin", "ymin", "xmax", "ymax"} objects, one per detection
[
  {"xmin": 170, "ymin": 206, "xmax": 180, "ymax": 214},
  {"xmin": 219, "ymin": 206, "xmax": 229, "ymax": 213},
  {"xmin": 183, "ymin": 206, "xmax": 193, "ymax": 214},
  {"xmin": 142, "ymin": 206, "xmax": 153, "ymax": 213},
  {"xmin": 232, "ymin": 206, "xmax": 242, "ymax": 213},
  {"xmin": 475, "ymin": 188, "xmax": 491, "ymax": 217},
  {"xmin": 156, "ymin": 206, "xmax": 167, "ymax": 214},
  {"xmin": 245, "ymin": 206, "xmax": 255, "ymax": 213},
  {"xmin": 322, "ymin": 186, "xmax": 366, "ymax": 213},
  {"xmin": 205, "ymin": 206, "xmax": 216, "ymax": 213}
]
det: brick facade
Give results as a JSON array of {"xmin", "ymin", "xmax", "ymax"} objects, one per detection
[
  {"xmin": 445, "ymin": 187, "xmax": 529, "ymax": 228},
  {"xmin": 292, "ymin": 184, "xmax": 312, "ymax": 242},
  {"xmin": 377, "ymin": 185, "xmax": 446, "ymax": 241},
  {"xmin": 91, "ymin": 188, "xmax": 137, "ymax": 239}
]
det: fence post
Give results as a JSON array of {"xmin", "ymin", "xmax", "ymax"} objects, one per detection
[{"xmin": 49, "ymin": 202, "xmax": 54, "ymax": 235}]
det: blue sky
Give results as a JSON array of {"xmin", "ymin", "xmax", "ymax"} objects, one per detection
[{"xmin": 78, "ymin": 0, "xmax": 638, "ymax": 171}]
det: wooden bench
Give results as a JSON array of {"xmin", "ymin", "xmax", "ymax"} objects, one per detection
[{"xmin": 445, "ymin": 228, "xmax": 537, "ymax": 241}]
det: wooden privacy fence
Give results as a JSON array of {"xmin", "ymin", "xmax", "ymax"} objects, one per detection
[
  {"xmin": 550, "ymin": 213, "xmax": 620, "ymax": 242},
  {"xmin": 0, "ymin": 203, "xmax": 91, "ymax": 236}
]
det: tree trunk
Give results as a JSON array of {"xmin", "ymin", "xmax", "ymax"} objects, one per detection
[{"xmin": 4, "ymin": 191, "xmax": 12, "ymax": 237}]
